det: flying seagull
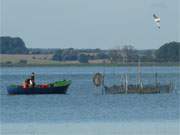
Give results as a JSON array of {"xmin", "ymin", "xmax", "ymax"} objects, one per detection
[{"xmin": 153, "ymin": 14, "xmax": 160, "ymax": 29}]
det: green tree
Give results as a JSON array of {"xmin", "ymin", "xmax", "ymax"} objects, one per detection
[
  {"xmin": 52, "ymin": 49, "xmax": 63, "ymax": 61},
  {"xmin": 0, "ymin": 37, "xmax": 28, "ymax": 54},
  {"xmin": 156, "ymin": 42, "xmax": 180, "ymax": 62},
  {"xmin": 78, "ymin": 54, "xmax": 89, "ymax": 63}
]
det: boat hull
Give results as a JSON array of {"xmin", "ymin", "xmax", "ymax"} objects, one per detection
[{"xmin": 7, "ymin": 85, "xmax": 70, "ymax": 95}]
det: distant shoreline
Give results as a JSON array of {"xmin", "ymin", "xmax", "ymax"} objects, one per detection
[
  {"xmin": 0, "ymin": 62, "xmax": 179, "ymax": 67},
  {"xmin": 1, "ymin": 54, "xmax": 179, "ymax": 67}
]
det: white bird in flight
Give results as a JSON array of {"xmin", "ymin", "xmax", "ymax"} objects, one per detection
[{"xmin": 153, "ymin": 14, "xmax": 160, "ymax": 29}]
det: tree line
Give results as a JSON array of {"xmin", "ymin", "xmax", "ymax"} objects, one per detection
[
  {"xmin": 0, "ymin": 36, "xmax": 179, "ymax": 63},
  {"xmin": 52, "ymin": 42, "xmax": 180, "ymax": 63},
  {"xmin": 0, "ymin": 37, "xmax": 28, "ymax": 54}
]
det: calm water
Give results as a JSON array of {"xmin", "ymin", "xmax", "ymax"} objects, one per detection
[{"xmin": 0, "ymin": 66, "xmax": 179, "ymax": 123}]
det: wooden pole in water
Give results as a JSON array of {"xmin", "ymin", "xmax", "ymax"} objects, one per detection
[
  {"xmin": 137, "ymin": 58, "xmax": 141, "ymax": 87},
  {"xmin": 155, "ymin": 72, "xmax": 158, "ymax": 87},
  {"xmin": 125, "ymin": 74, "xmax": 128, "ymax": 94},
  {"xmin": 102, "ymin": 74, "xmax": 104, "ymax": 95},
  {"xmin": 102, "ymin": 60, "xmax": 106, "ymax": 95}
]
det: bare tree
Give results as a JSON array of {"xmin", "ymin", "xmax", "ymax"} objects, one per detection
[
  {"xmin": 121, "ymin": 45, "xmax": 138, "ymax": 62},
  {"xmin": 109, "ymin": 46, "xmax": 123, "ymax": 64}
]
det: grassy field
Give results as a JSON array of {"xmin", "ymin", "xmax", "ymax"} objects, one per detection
[
  {"xmin": 0, "ymin": 54, "xmax": 108, "ymax": 66},
  {"xmin": 0, "ymin": 54, "xmax": 58, "ymax": 65},
  {"xmin": 0, "ymin": 54, "xmax": 179, "ymax": 67}
]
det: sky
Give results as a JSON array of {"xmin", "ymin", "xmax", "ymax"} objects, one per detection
[{"xmin": 1, "ymin": 0, "xmax": 179, "ymax": 49}]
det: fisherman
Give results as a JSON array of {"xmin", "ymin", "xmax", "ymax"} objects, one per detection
[
  {"xmin": 23, "ymin": 78, "xmax": 30, "ymax": 88},
  {"xmin": 30, "ymin": 72, "xmax": 35, "ymax": 87}
]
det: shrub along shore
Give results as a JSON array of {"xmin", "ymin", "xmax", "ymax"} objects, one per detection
[{"xmin": 0, "ymin": 62, "xmax": 179, "ymax": 67}]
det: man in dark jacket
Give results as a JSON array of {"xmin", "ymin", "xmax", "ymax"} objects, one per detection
[{"xmin": 30, "ymin": 72, "xmax": 35, "ymax": 87}]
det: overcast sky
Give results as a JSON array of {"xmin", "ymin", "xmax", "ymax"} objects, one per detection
[{"xmin": 1, "ymin": 0, "xmax": 179, "ymax": 49}]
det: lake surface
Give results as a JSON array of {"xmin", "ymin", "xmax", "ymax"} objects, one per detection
[{"xmin": 0, "ymin": 66, "xmax": 180, "ymax": 134}]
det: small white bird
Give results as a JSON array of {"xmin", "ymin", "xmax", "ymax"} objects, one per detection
[{"xmin": 153, "ymin": 14, "xmax": 160, "ymax": 29}]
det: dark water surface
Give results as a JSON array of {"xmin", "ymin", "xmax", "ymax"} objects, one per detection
[{"xmin": 0, "ymin": 66, "xmax": 179, "ymax": 123}]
